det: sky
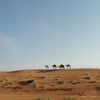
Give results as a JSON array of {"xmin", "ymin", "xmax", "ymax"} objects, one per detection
[{"xmin": 0, "ymin": 0, "xmax": 100, "ymax": 70}]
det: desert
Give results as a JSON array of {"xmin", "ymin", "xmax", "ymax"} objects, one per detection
[
  {"xmin": 0, "ymin": 69, "xmax": 100, "ymax": 100},
  {"xmin": 1, "ymin": 0, "xmax": 100, "ymax": 99}
]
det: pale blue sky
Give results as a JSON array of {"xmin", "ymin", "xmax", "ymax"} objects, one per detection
[{"xmin": 0, "ymin": 0, "xmax": 100, "ymax": 70}]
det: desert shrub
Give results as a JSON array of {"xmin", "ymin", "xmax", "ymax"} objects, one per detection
[
  {"xmin": 19, "ymin": 80, "xmax": 34, "ymax": 85},
  {"xmin": 34, "ymin": 96, "xmax": 54, "ymax": 100},
  {"xmin": 67, "ymin": 80, "xmax": 73, "ymax": 83},
  {"xmin": 47, "ymin": 88, "xmax": 52, "ymax": 91},
  {"xmin": 7, "ymin": 82, "xmax": 12, "ymax": 84},
  {"xmin": 57, "ymin": 81, "xmax": 64, "ymax": 84},
  {"xmin": 0, "ymin": 80, "xmax": 3, "ymax": 82},
  {"xmin": 12, "ymin": 86, "xmax": 22, "ymax": 89},
  {"xmin": 78, "ymin": 92, "xmax": 86, "ymax": 96},
  {"xmin": 95, "ymin": 87, "xmax": 100, "ymax": 90},
  {"xmin": 84, "ymin": 77, "xmax": 91, "ymax": 79},
  {"xmin": 64, "ymin": 97, "xmax": 76, "ymax": 100},
  {"xmin": 64, "ymin": 88, "xmax": 73, "ymax": 91},
  {"xmin": 90, "ymin": 81, "xmax": 96, "ymax": 83},
  {"xmin": 40, "ymin": 76, "xmax": 45, "ymax": 79},
  {"xmin": 51, "ymin": 84, "xmax": 55, "ymax": 86},
  {"xmin": 27, "ymin": 80, "xmax": 34, "ymax": 83},
  {"xmin": 72, "ymin": 82, "xmax": 80, "ymax": 85},
  {"xmin": 54, "ymin": 78, "xmax": 58, "ymax": 80}
]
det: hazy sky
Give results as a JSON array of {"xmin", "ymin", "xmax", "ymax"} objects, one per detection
[{"xmin": 0, "ymin": 0, "xmax": 100, "ymax": 70}]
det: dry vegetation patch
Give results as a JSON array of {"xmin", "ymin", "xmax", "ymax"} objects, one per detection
[
  {"xmin": 78, "ymin": 92, "xmax": 87, "ymax": 96},
  {"xmin": 95, "ymin": 87, "xmax": 100, "ymax": 91},
  {"xmin": 57, "ymin": 81, "xmax": 64, "ymax": 84},
  {"xmin": 84, "ymin": 77, "xmax": 91, "ymax": 79},
  {"xmin": 64, "ymin": 97, "xmax": 76, "ymax": 100},
  {"xmin": 89, "ymin": 81, "xmax": 96, "ymax": 83},
  {"xmin": 19, "ymin": 80, "xmax": 34, "ymax": 85}
]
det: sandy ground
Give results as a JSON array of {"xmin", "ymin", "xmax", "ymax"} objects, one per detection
[{"xmin": 0, "ymin": 69, "xmax": 100, "ymax": 100}]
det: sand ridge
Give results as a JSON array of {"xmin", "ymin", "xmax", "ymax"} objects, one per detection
[{"xmin": 0, "ymin": 69, "xmax": 100, "ymax": 100}]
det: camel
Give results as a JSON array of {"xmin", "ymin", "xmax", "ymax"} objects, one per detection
[
  {"xmin": 65, "ymin": 64, "xmax": 71, "ymax": 69},
  {"xmin": 52, "ymin": 64, "xmax": 57, "ymax": 69},
  {"xmin": 58, "ymin": 64, "xmax": 65, "ymax": 69},
  {"xmin": 45, "ymin": 65, "xmax": 49, "ymax": 69}
]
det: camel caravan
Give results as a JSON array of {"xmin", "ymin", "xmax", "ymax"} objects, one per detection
[{"xmin": 45, "ymin": 64, "xmax": 71, "ymax": 69}]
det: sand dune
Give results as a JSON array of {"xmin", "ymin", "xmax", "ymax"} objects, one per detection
[{"xmin": 0, "ymin": 69, "xmax": 100, "ymax": 100}]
